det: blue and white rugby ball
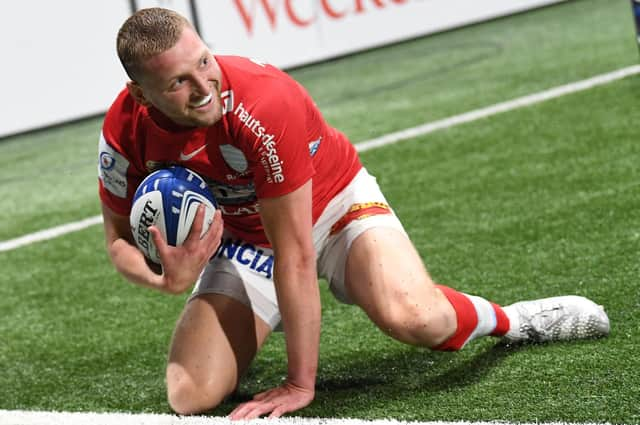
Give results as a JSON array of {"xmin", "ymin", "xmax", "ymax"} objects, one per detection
[{"xmin": 129, "ymin": 166, "xmax": 217, "ymax": 264}]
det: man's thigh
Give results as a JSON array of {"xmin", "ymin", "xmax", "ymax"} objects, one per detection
[
  {"xmin": 167, "ymin": 245, "xmax": 278, "ymax": 406},
  {"xmin": 344, "ymin": 226, "xmax": 456, "ymax": 345},
  {"xmin": 315, "ymin": 168, "xmax": 409, "ymax": 303},
  {"xmin": 167, "ymin": 293, "xmax": 272, "ymax": 399},
  {"xmin": 344, "ymin": 226, "xmax": 435, "ymax": 313}
]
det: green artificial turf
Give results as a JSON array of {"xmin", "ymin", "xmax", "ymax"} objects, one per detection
[{"xmin": 1, "ymin": 0, "xmax": 638, "ymax": 422}]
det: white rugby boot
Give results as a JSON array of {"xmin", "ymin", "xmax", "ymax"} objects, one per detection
[{"xmin": 502, "ymin": 295, "xmax": 610, "ymax": 343}]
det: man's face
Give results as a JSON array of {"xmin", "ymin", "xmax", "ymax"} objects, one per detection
[{"xmin": 130, "ymin": 27, "xmax": 224, "ymax": 128}]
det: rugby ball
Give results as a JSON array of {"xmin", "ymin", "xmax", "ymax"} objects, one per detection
[{"xmin": 129, "ymin": 166, "xmax": 217, "ymax": 264}]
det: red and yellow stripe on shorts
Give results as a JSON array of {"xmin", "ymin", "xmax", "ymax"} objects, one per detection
[{"xmin": 329, "ymin": 202, "xmax": 392, "ymax": 236}]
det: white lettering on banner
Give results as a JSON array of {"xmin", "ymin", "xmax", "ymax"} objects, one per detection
[
  {"xmin": 234, "ymin": 102, "xmax": 285, "ymax": 184},
  {"xmin": 232, "ymin": 0, "xmax": 411, "ymax": 34}
]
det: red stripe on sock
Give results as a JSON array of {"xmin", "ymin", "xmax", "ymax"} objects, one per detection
[
  {"xmin": 433, "ymin": 285, "xmax": 478, "ymax": 351},
  {"xmin": 490, "ymin": 302, "xmax": 510, "ymax": 336}
]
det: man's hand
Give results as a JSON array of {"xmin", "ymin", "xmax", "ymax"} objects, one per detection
[
  {"xmin": 149, "ymin": 205, "xmax": 223, "ymax": 294},
  {"xmin": 229, "ymin": 381, "xmax": 315, "ymax": 420}
]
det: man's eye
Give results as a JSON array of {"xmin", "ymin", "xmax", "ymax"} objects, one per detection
[
  {"xmin": 172, "ymin": 78, "xmax": 186, "ymax": 89},
  {"xmin": 201, "ymin": 57, "xmax": 209, "ymax": 66}
]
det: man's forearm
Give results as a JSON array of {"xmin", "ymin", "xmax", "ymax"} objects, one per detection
[
  {"xmin": 274, "ymin": 257, "xmax": 321, "ymax": 390},
  {"xmin": 109, "ymin": 237, "xmax": 164, "ymax": 290}
]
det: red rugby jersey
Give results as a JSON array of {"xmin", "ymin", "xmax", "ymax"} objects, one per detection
[{"xmin": 99, "ymin": 55, "xmax": 362, "ymax": 246}]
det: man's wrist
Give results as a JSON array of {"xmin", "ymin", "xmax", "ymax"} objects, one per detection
[
  {"xmin": 286, "ymin": 375, "xmax": 316, "ymax": 392},
  {"xmin": 287, "ymin": 366, "xmax": 317, "ymax": 391}
]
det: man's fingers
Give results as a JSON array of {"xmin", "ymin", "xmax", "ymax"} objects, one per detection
[
  {"xmin": 187, "ymin": 204, "xmax": 222, "ymax": 248},
  {"xmin": 148, "ymin": 226, "xmax": 169, "ymax": 258},
  {"xmin": 186, "ymin": 204, "xmax": 206, "ymax": 242},
  {"xmin": 229, "ymin": 402, "xmax": 255, "ymax": 420},
  {"xmin": 233, "ymin": 400, "xmax": 294, "ymax": 420},
  {"xmin": 229, "ymin": 384, "xmax": 313, "ymax": 420},
  {"xmin": 244, "ymin": 402, "xmax": 279, "ymax": 421},
  {"xmin": 229, "ymin": 398, "xmax": 274, "ymax": 420},
  {"xmin": 243, "ymin": 406, "xmax": 268, "ymax": 421},
  {"xmin": 268, "ymin": 405, "xmax": 288, "ymax": 419},
  {"xmin": 203, "ymin": 209, "xmax": 223, "ymax": 244}
]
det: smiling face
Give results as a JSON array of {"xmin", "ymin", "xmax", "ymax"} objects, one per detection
[{"xmin": 127, "ymin": 26, "xmax": 224, "ymax": 128}]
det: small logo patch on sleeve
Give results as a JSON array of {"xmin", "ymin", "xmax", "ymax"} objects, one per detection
[{"xmin": 98, "ymin": 132, "xmax": 130, "ymax": 198}]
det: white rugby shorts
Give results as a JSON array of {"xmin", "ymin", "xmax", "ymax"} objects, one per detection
[{"xmin": 190, "ymin": 168, "xmax": 407, "ymax": 330}]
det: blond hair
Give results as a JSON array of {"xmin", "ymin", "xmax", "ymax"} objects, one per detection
[{"xmin": 117, "ymin": 8, "xmax": 192, "ymax": 81}]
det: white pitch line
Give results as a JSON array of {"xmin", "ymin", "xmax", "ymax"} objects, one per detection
[
  {"xmin": 0, "ymin": 215, "xmax": 103, "ymax": 252},
  {"xmin": 0, "ymin": 410, "xmax": 616, "ymax": 425},
  {"xmin": 356, "ymin": 64, "xmax": 640, "ymax": 152},
  {"xmin": 1, "ymin": 64, "xmax": 639, "ymax": 253}
]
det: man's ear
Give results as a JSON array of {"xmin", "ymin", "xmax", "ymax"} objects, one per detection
[{"xmin": 127, "ymin": 81, "xmax": 150, "ymax": 106}]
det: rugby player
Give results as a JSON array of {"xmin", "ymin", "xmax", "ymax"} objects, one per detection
[{"xmin": 98, "ymin": 7, "xmax": 610, "ymax": 419}]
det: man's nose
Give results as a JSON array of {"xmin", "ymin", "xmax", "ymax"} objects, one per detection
[{"xmin": 193, "ymin": 74, "xmax": 210, "ymax": 95}]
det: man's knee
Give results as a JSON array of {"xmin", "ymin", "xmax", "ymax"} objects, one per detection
[
  {"xmin": 369, "ymin": 289, "xmax": 456, "ymax": 347},
  {"xmin": 166, "ymin": 363, "xmax": 234, "ymax": 415}
]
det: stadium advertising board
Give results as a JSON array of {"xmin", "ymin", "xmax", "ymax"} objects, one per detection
[
  {"xmin": 0, "ymin": 0, "xmax": 564, "ymax": 138},
  {"xmin": 194, "ymin": 0, "xmax": 566, "ymax": 68}
]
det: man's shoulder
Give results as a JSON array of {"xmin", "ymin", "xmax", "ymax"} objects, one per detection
[
  {"xmin": 217, "ymin": 55, "xmax": 294, "ymax": 93},
  {"xmin": 219, "ymin": 57, "xmax": 306, "ymax": 123},
  {"xmin": 103, "ymin": 88, "xmax": 145, "ymax": 146},
  {"xmin": 216, "ymin": 55, "xmax": 274, "ymax": 74},
  {"xmin": 105, "ymin": 88, "xmax": 138, "ymax": 123}
]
